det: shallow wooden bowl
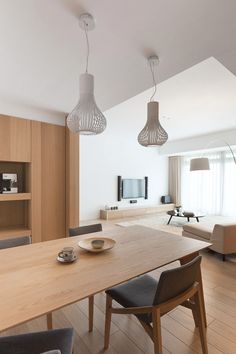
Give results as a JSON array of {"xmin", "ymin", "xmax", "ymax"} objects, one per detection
[{"xmin": 78, "ymin": 237, "xmax": 116, "ymax": 253}]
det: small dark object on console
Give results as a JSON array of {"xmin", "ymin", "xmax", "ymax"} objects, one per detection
[{"xmin": 161, "ymin": 195, "xmax": 172, "ymax": 204}]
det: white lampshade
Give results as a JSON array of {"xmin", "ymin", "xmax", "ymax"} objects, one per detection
[
  {"xmin": 67, "ymin": 73, "xmax": 106, "ymax": 135},
  {"xmin": 190, "ymin": 157, "xmax": 210, "ymax": 171},
  {"xmin": 138, "ymin": 101, "xmax": 168, "ymax": 147}
]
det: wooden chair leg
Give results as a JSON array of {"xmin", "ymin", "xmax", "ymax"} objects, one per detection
[
  {"xmin": 192, "ymin": 306, "xmax": 199, "ymax": 327},
  {"xmin": 88, "ymin": 295, "xmax": 94, "ymax": 332},
  {"xmin": 194, "ymin": 290, "xmax": 208, "ymax": 354},
  {"xmin": 46, "ymin": 313, "xmax": 53, "ymax": 330},
  {"xmin": 152, "ymin": 308, "xmax": 162, "ymax": 354},
  {"xmin": 104, "ymin": 295, "xmax": 112, "ymax": 350}
]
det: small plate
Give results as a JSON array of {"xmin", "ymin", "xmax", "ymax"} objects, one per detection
[
  {"xmin": 78, "ymin": 237, "xmax": 116, "ymax": 253},
  {"xmin": 57, "ymin": 254, "xmax": 77, "ymax": 263}
]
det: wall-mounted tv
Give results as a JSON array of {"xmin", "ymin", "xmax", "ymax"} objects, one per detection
[{"xmin": 117, "ymin": 176, "xmax": 148, "ymax": 201}]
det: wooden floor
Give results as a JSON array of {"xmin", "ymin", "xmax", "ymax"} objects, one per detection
[{"xmin": 2, "ymin": 217, "xmax": 236, "ymax": 354}]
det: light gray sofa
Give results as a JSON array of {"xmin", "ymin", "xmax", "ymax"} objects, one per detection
[{"xmin": 182, "ymin": 222, "xmax": 236, "ymax": 261}]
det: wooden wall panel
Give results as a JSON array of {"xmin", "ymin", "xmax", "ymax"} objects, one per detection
[
  {"xmin": 66, "ymin": 128, "xmax": 80, "ymax": 233},
  {"xmin": 10, "ymin": 117, "xmax": 31, "ymax": 162},
  {"xmin": 0, "ymin": 117, "xmax": 10, "ymax": 160},
  {"xmin": 0, "ymin": 115, "xmax": 79, "ymax": 243},
  {"xmin": 30, "ymin": 121, "xmax": 42, "ymax": 243},
  {"xmin": 41, "ymin": 123, "xmax": 66, "ymax": 241},
  {"xmin": 0, "ymin": 115, "xmax": 31, "ymax": 162}
]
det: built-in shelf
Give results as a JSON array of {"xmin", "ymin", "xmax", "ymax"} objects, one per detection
[
  {"xmin": 0, "ymin": 227, "xmax": 31, "ymax": 240},
  {"xmin": 100, "ymin": 203, "xmax": 175, "ymax": 220},
  {"xmin": 0, "ymin": 193, "xmax": 31, "ymax": 202}
]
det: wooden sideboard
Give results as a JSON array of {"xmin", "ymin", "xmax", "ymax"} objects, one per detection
[
  {"xmin": 100, "ymin": 204, "xmax": 175, "ymax": 220},
  {"xmin": 0, "ymin": 114, "xmax": 79, "ymax": 242}
]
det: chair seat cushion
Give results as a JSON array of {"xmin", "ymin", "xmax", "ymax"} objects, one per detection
[{"xmin": 106, "ymin": 275, "xmax": 158, "ymax": 323}]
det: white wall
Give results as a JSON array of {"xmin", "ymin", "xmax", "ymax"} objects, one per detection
[{"xmin": 80, "ymin": 95, "xmax": 169, "ymax": 221}]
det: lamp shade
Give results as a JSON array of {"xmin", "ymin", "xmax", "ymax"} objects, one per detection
[
  {"xmin": 138, "ymin": 101, "xmax": 168, "ymax": 147},
  {"xmin": 67, "ymin": 73, "xmax": 106, "ymax": 135},
  {"xmin": 190, "ymin": 157, "xmax": 210, "ymax": 171}
]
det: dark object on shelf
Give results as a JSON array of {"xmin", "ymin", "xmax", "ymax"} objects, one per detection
[
  {"xmin": 130, "ymin": 200, "xmax": 137, "ymax": 204},
  {"xmin": 161, "ymin": 195, "xmax": 172, "ymax": 204},
  {"xmin": 111, "ymin": 206, "xmax": 118, "ymax": 210},
  {"xmin": 0, "ymin": 173, "xmax": 18, "ymax": 194}
]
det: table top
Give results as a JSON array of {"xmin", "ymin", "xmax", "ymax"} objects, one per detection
[{"xmin": 0, "ymin": 225, "xmax": 210, "ymax": 332}]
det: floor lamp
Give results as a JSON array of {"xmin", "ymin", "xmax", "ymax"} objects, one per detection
[{"xmin": 190, "ymin": 140, "xmax": 236, "ymax": 171}]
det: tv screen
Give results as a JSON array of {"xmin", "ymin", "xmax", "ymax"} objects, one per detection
[{"xmin": 122, "ymin": 179, "xmax": 145, "ymax": 199}]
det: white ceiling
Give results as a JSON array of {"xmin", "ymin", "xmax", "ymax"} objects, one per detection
[
  {"xmin": 0, "ymin": 0, "xmax": 236, "ymax": 127},
  {"xmin": 104, "ymin": 57, "xmax": 236, "ymax": 142},
  {"xmin": 155, "ymin": 57, "xmax": 236, "ymax": 140}
]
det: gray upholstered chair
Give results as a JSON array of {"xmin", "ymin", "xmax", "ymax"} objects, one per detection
[
  {"xmin": 0, "ymin": 235, "xmax": 53, "ymax": 330},
  {"xmin": 0, "ymin": 328, "xmax": 74, "ymax": 354},
  {"xmin": 0, "ymin": 235, "xmax": 31, "ymax": 249},
  {"xmin": 69, "ymin": 223, "xmax": 102, "ymax": 237},
  {"xmin": 104, "ymin": 256, "xmax": 208, "ymax": 354},
  {"xmin": 68, "ymin": 223, "xmax": 102, "ymax": 332}
]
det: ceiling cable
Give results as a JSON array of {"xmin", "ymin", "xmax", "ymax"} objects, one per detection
[
  {"xmin": 83, "ymin": 21, "xmax": 90, "ymax": 73},
  {"xmin": 149, "ymin": 61, "xmax": 157, "ymax": 102}
]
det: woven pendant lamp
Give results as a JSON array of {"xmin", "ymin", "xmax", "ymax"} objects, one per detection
[
  {"xmin": 67, "ymin": 13, "xmax": 106, "ymax": 135},
  {"xmin": 138, "ymin": 101, "xmax": 168, "ymax": 146},
  {"xmin": 138, "ymin": 56, "xmax": 168, "ymax": 147}
]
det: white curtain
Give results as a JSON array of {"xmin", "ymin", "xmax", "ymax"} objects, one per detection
[
  {"xmin": 169, "ymin": 156, "xmax": 182, "ymax": 205},
  {"xmin": 181, "ymin": 150, "xmax": 236, "ymax": 216}
]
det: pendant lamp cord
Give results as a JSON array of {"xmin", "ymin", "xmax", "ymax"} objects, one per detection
[
  {"xmin": 83, "ymin": 21, "xmax": 90, "ymax": 73},
  {"xmin": 149, "ymin": 61, "xmax": 157, "ymax": 102}
]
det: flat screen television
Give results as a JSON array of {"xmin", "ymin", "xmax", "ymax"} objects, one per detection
[
  {"xmin": 117, "ymin": 176, "xmax": 148, "ymax": 200},
  {"xmin": 122, "ymin": 179, "xmax": 145, "ymax": 199}
]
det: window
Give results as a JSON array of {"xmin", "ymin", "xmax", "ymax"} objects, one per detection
[{"xmin": 181, "ymin": 150, "xmax": 236, "ymax": 216}]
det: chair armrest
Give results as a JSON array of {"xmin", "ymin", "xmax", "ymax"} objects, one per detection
[{"xmin": 212, "ymin": 224, "xmax": 236, "ymax": 254}]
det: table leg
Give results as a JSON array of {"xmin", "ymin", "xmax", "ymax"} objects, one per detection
[
  {"xmin": 167, "ymin": 215, "xmax": 172, "ymax": 225},
  {"xmin": 187, "ymin": 217, "xmax": 190, "ymax": 222},
  {"xmin": 196, "ymin": 217, "xmax": 199, "ymax": 222},
  {"xmin": 180, "ymin": 251, "xmax": 207, "ymax": 328},
  {"xmin": 46, "ymin": 313, "xmax": 53, "ymax": 330}
]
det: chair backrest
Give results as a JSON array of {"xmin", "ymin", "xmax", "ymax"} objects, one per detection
[
  {"xmin": 69, "ymin": 223, "xmax": 102, "ymax": 237},
  {"xmin": 0, "ymin": 236, "xmax": 31, "ymax": 250},
  {"xmin": 153, "ymin": 256, "xmax": 201, "ymax": 305},
  {"xmin": 0, "ymin": 328, "xmax": 73, "ymax": 354}
]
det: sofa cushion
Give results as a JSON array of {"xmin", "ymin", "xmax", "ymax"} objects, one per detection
[{"xmin": 183, "ymin": 223, "xmax": 214, "ymax": 240}]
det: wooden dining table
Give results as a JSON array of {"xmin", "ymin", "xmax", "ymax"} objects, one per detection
[{"xmin": 0, "ymin": 225, "xmax": 211, "ymax": 332}]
